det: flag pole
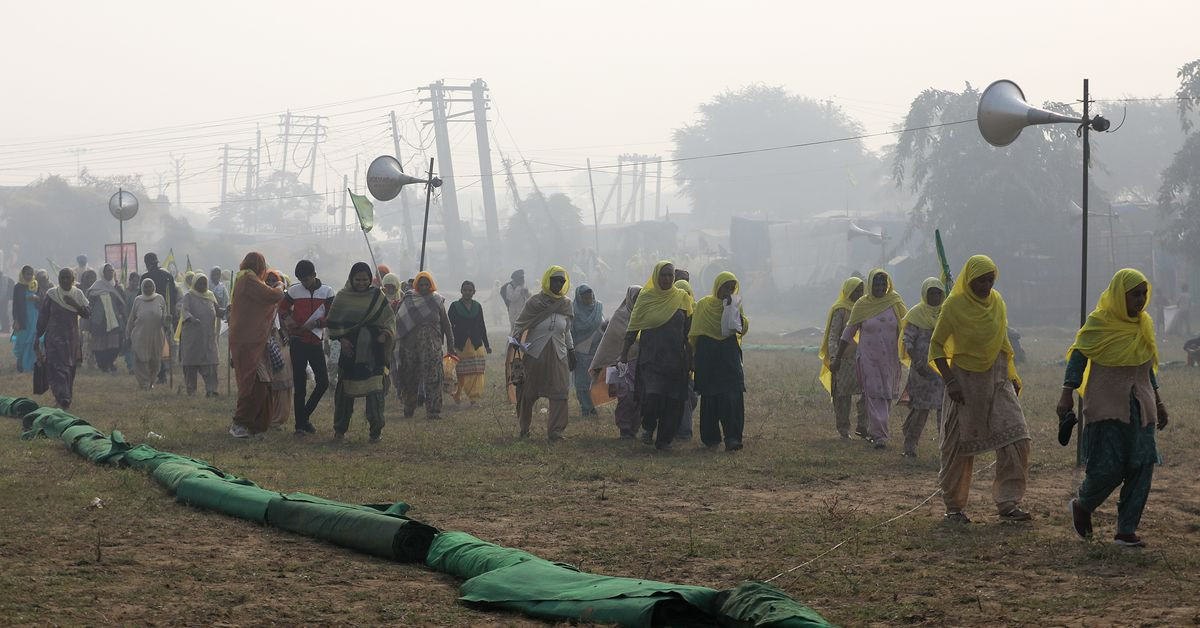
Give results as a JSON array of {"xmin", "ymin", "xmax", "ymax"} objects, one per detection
[
  {"xmin": 419, "ymin": 157, "xmax": 435, "ymax": 272},
  {"xmin": 349, "ymin": 187, "xmax": 382, "ymax": 280}
]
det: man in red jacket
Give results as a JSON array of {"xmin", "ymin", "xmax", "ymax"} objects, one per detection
[{"xmin": 280, "ymin": 259, "xmax": 335, "ymax": 435}]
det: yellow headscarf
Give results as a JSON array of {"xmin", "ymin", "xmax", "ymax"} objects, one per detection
[
  {"xmin": 539, "ymin": 265, "xmax": 570, "ymax": 299},
  {"xmin": 847, "ymin": 269, "xmax": 907, "ymax": 326},
  {"xmin": 930, "ymin": 255, "xmax": 1019, "ymax": 383},
  {"xmin": 818, "ymin": 276, "xmax": 864, "ymax": 394},
  {"xmin": 414, "ymin": 270, "xmax": 438, "ymax": 293},
  {"xmin": 627, "ymin": 260, "xmax": 694, "ymax": 332},
  {"xmin": 1067, "ymin": 268, "xmax": 1157, "ymax": 396},
  {"xmin": 674, "ymin": 279, "xmax": 694, "ymax": 300},
  {"xmin": 689, "ymin": 271, "xmax": 748, "ymax": 346},
  {"xmin": 902, "ymin": 277, "xmax": 944, "ymax": 331}
]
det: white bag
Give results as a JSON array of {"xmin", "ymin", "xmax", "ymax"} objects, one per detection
[{"xmin": 721, "ymin": 295, "xmax": 743, "ymax": 337}]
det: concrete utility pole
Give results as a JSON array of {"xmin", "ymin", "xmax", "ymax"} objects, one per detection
[
  {"xmin": 341, "ymin": 174, "xmax": 349, "ymax": 232},
  {"xmin": 308, "ymin": 116, "xmax": 322, "ymax": 189},
  {"xmin": 280, "ymin": 111, "xmax": 291, "ymax": 175},
  {"xmin": 170, "ymin": 154, "xmax": 185, "ymax": 208},
  {"xmin": 421, "ymin": 81, "xmax": 465, "ymax": 276},
  {"xmin": 655, "ymin": 159, "xmax": 662, "ymax": 219},
  {"xmin": 388, "ymin": 110, "xmax": 416, "ymax": 256},
  {"xmin": 470, "ymin": 79, "xmax": 501, "ymax": 262},
  {"xmin": 220, "ymin": 144, "xmax": 230, "ymax": 207}
]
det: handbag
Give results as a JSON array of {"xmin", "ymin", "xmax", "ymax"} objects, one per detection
[
  {"xmin": 32, "ymin": 360, "xmax": 49, "ymax": 395},
  {"xmin": 509, "ymin": 349, "xmax": 526, "ymax": 386},
  {"xmin": 266, "ymin": 336, "xmax": 285, "ymax": 372},
  {"xmin": 721, "ymin": 295, "xmax": 744, "ymax": 337}
]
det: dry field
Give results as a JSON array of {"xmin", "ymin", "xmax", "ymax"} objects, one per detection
[{"xmin": 0, "ymin": 329, "xmax": 1197, "ymax": 626}]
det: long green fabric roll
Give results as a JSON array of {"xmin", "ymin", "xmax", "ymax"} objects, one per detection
[
  {"xmin": 265, "ymin": 496, "xmax": 436, "ymax": 562},
  {"xmin": 458, "ymin": 559, "xmax": 720, "ymax": 627},
  {"xmin": 175, "ymin": 476, "xmax": 279, "ymax": 524},
  {"xmin": 0, "ymin": 396, "xmax": 38, "ymax": 418},
  {"xmin": 21, "ymin": 408, "xmax": 88, "ymax": 440},
  {"xmin": 714, "ymin": 581, "xmax": 834, "ymax": 627},
  {"xmin": 152, "ymin": 461, "xmax": 223, "ymax": 493},
  {"xmin": 425, "ymin": 531, "xmax": 551, "ymax": 579}
]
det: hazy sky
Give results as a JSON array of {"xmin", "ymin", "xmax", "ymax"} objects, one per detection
[{"xmin": 2, "ymin": 0, "xmax": 1196, "ymax": 224}]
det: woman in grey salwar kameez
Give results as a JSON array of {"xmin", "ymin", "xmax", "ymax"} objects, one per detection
[{"xmin": 36, "ymin": 268, "xmax": 91, "ymax": 409}]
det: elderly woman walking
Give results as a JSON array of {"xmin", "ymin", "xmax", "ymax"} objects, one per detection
[
  {"xmin": 690, "ymin": 271, "xmax": 749, "ymax": 451},
  {"xmin": 590, "ymin": 286, "xmax": 642, "ymax": 439},
  {"xmin": 11, "ymin": 266, "xmax": 41, "ymax": 373},
  {"xmin": 571, "ymin": 284, "xmax": 604, "ymax": 416},
  {"xmin": 899, "ymin": 277, "xmax": 946, "ymax": 457},
  {"xmin": 448, "ymin": 280, "xmax": 490, "ymax": 406},
  {"xmin": 327, "ymin": 262, "xmax": 397, "ymax": 442},
  {"xmin": 621, "ymin": 261, "xmax": 693, "ymax": 450},
  {"xmin": 228, "ymin": 252, "xmax": 285, "ymax": 438},
  {"xmin": 128, "ymin": 278, "xmax": 167, "ymax": 389},
  {"xmin": 931, "ymin": 255, "xmax": 1032, "ymax": 523},
  {"xmin": 831, "ymin": 269, "xmax": 907, "ymax": 449},
  {"xmin": 511, "ymin": 266, "xmax": 575, "ymax": 441},
  {"xmin": 1061, "ymin": 269, "xmax": 1169, "ymax": 547},
  {"xmin": 819, "ymin": 277, "xmax": 867, "ymax": 439},
  {"xmin": 36, "ymin": 268, "xmax": 91, "ymax": 409},
  {"xmin": 179, "ymin": 274, "xmax": 221, "ymax": 397},
  {"xmin": 86, "ymin": 264, "xmax": 127, "ymax": 373},
  {"xmin": 395, "ymin": 271, "xmax": 455, "ymax": 420}
]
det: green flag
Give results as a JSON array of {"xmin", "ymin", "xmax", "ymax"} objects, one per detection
[{"xmin": 349, "ymin": 190, "xmax": 374, "ymax": 233}]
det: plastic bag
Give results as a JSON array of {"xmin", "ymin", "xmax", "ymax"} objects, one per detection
[
  {"xmin": 442, "ymin": 354, "xmax": 459, "ymax": 393},
  {"xmin": 721, "ymin": 295, "xmax": 743, "ymax": 337}
]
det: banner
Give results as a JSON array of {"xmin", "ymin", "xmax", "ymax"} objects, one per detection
[{"xmin": 104, "ymin": 243, "xmax": 139, "ymax": 277}]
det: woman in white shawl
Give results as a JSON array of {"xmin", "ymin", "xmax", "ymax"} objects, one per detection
[
  {"xmin": 86, "ymin": 264, "xmax": 127, "ymax": 373},
  {"xmin": 127, "ymin": 278, "xmax": 167, "ymax": 390}
]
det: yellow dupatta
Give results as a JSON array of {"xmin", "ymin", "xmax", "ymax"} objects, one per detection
[
  {"xmin": 818, "ymin": 277, "xmax": 864, "ymax": 393},
  {"xmin": 627, "ymin": 260, "xmax": 693, "ymax": 332},
  {"xmin": 847, "ymin": 269, "xmax": 908, "ymax": 368},
  {"xmin": 929, "ymin": 255, "xmax": 1019, "ymax": 384},
  {"xmin": 539, "ymin": 265, "xmax": 569, "ymax": 298},
  {"xmin": 1067, "ymin": 268, "xmax": 1157, "ymax": 396}
]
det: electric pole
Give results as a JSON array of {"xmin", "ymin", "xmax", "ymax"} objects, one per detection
[
  {"xmin": 470, "ymin": 79, "xmax": 501, "ymax": 263},
  {"xmin": 170, "ymin": 154, "xmax": 185, "ymax": 208},
  {"xmin": 388, "ymin": 110, "xmax": 416, "ymax": 256},
  {"xmin": 421, "ymin": 81, "xmax": 465, "ymax": 276},
  {"xmin": 220, "ymin": 144, "xmax": 230, "ymax": 207}
]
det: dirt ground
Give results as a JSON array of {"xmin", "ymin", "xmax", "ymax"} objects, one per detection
[{"xmin": 0, "ymin": 331, "xmax": 1197, "ymax": 626}]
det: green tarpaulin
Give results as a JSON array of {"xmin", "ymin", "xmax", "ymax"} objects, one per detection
[
  {"xmin": 21, "ymin": 408, "xmax": 88, "ymax": 441},
  {"xmin": 266, "ymin": 495, "xmax": 436, "ymax": 562},
  {"xmin": 0, "ymin": 396, "xmax": 38, "ymax": 419},
  {"xmin": 715, "ymin": 581, "xmax": 834, "ymax": 627},
  {"xmin": 175, "ymin": 476, "xmax": 279, "ymax": 524},
  {"xmin": 426, "ymin": 531, "xmax": 551, "ymax": 579}
]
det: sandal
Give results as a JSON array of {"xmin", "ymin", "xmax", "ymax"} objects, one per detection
[
  {"xmin": 999, "ymin": 507, "xmax": 1032, "ymax": 522},
  {"xmin": 944, "ymin": 511, "xmax": 971, "ymax": 524}
]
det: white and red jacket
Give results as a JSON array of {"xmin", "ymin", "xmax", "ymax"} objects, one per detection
[{"xmin": 281, "ymin": 281, "xmax": 335, "ymax": 346}]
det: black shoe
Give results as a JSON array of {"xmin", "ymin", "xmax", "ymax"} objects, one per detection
[
  {"xmin": 295, "ymin": 421, "xmax": 316, "ymax": 434},
  {"xmin": 368, "ymin": 434, "xmax": 382, "ymax": 444},
  {"xmin": 1058, "ymin": 411, "xmax": 1077, "ymax": 447},
  {"xmin": 1069, "ymin": 498, "xmax": 1092, "ymax": 538},
  {"xmin": 725, "ymin": 441, "xmax": 743, "ymax": 452}
]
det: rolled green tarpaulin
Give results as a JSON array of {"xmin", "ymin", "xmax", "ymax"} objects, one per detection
[
  {"xmin": 175, "ymin": 476, "xmax": 279, "ymax": 524},
  {"xmin": 0, "ymin": 396, "xmax": 38, "ymax": 418},
  {"xmin": 458, "ymin": 559, "xmax": 720, "ymax": 627},
  {"xmin": 714, "ymin": 581, "xmax": 834, "ymax": 627},
  {"xmin": 425, "ymin": 531, "xmax": 551, "ymax": 579},
  {"xmin": 20, "ymin": 408, "xmax": 88, "ymax": 440},
  {"xmin": 152, "ymin": 461, "xmax": 224, "ymax": 493},
  {"xmin": 123, "ymin": 445, "xmax": 227, "ymax": 475},
  {"xmin": 70, "ymin": 430, "xmax": 132, "ymax": 465},
  {"xmin": 265, "ymin": 495, "xmax": 437, "ymax": 562}
]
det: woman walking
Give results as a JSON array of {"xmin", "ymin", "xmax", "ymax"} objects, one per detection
[
  {"xmin": 327, "ymin": 262, "xmax": 396, "ymax": 442},
  {"xmin": 831, "ymin": 269, "xmax": 906, "ymax": 449},
  {"xmin": 179, "ymin": 274, "xmax": 220, "ymax": 397},
  {"xmin": 899, "ymin": 277, "xmax": 946, "ymax": 457},
  {"xmin": 86, "ymin": 264, "xmax": 127, "ymax": 372},
  {"xmin": 37, "ymin": 268, "xmax": 92, "ymax": 409},
  {"xmin": 228, "ymin": 252, "xmax": 285, "ymax": 438},
  {"xmin": 571, "ymin": 284, "xmax": 604, "ymax": 416},
  {"xmin": 819, "ymin": 277, "xmax": 866, "ymax": 439},
  {"xmin": 128, "ymin": 279, "xmax": 166, "ymax": 389},
  {"xmin": 689, "ymin": 271, "xmax": 749, "ymax": 451},
  {"xmin": 931, "ymin": 255, "xmax": 1031, "ymax": 523},
  {"xmin": 621, "ymin": 261, "xmax": 693, "ymax": 450},
  {"xmin": 11, "ymin": 266, "xmax": 40, "ymax": 373},
  {"xmin": 395, "ymin": 271, "xmax": 455, "ymax": 419},
  {"xmin": 448, "ymin": 280, "xmax": 490, "ymax": 407},
  {"xmin": 510, "ymin": 266, "xmax": 574, "ymax": 441},
  {"xmin": 1060, "ymin": 269, "xmax": 1168, "ymax": 547},
  {"xmin": 590, "ymin": 286, "xmax": 642, "ymax": 439}
]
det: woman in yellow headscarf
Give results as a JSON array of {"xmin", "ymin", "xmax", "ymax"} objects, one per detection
[
  {"xmin": 510, "ymin": 265, "xmax": 575, "ymax": 441},
  {"xmin": 830, "ymin": 269, "xmax": 906, "ymax": 449},
  {"xmin": 1059, "ymin": 268, "xmax": 1168, "ymax": 547},
  {"xmin": 820, "ymin": 276, "xmax": 865, "ymax": 439},
  {"xmin": 930, "ymin": 255, "xmax": 1031, "ymax": 523},
  {"xmin": 898, "ymin": 277, "xmax": 946, "ymax": 457},
  {"xmin": 621, "ymin": 260, "xmax": 694, "ymax": 450},
  {"xmin": 689, "ymin": 271, "xmax": 749, "ymax": 451}
]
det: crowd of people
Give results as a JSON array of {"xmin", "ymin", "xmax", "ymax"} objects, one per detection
[
  {"xmin": 3, "ymin": 249, "xmax": 1177, "ymax": 547},
  {"xmin": 819, "ymin": 256, "xmax": 1171, "ymax": 546}
]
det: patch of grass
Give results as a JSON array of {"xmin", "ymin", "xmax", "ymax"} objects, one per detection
[{"xmin": 0, "ymin": 330, "xmax": 1196, "ymax": 625}]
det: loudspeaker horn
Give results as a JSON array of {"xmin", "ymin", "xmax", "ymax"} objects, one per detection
[
  {"xmin": 366, "ymin": 155, "xmax": 442, "ymax": 202},
  {"xmin": 977, "ymin": 80, "xmax": 1083, "ymax": 147}
]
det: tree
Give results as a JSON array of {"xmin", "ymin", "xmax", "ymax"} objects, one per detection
[
  {"xmin": 1093, "ymin": 99, "xmax": 1185, "ymax": 203},
  {"xmin": 1157, "ymin": 59, "xmax": 1200, "ymax": 264},
  {"xmin": 891, "ymin": 83, "xmax": 1099, "ymax": 260},
  {"xmin": 672, "ymin": 85, "xmax": 879, "ymax": 224},
  {"xmin": 209, "ymin": 170, "xmax": 322, "ymax": 234},
  {"xmin": 504, "ymin": 191, "xmax": 584, "ymax": 272}
]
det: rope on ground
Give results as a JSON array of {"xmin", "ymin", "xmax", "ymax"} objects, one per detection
[{"xmin": 763, "ymin": 459, "xmax": 998, "ymax": 583}]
